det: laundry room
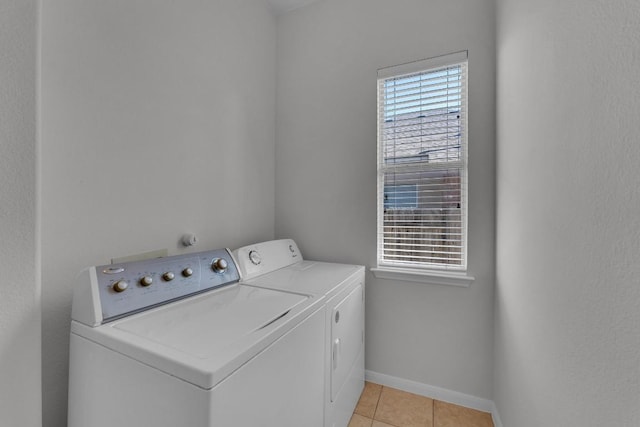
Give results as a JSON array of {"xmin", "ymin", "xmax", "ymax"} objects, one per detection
[{"xmin": 1, "ymin": 1, "xmax": 639, "ymax": 427}]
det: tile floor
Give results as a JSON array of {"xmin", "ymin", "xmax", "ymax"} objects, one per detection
[{"xmin": 349, "ymin": 382, "xmax": 494, "ymax": 427}]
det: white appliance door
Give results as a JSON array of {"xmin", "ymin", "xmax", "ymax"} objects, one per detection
[{"xmin": 330, "ymin": 284, "xmax": 364, "ymax": 402}]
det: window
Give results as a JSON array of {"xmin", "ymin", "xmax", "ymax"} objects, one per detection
[{"xmin": 376, "ymin": 51, "xmax": 468, "ymax": 275}]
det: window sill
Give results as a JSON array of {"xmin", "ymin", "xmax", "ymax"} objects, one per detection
[{"xmin": 370, "ymin": 267, "xmax": 475, "ymax": 287}]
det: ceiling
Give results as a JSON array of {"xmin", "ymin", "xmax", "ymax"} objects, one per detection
[{"xmin": 266, "ymin": 0, "xmax": 320, "ymax": 15}]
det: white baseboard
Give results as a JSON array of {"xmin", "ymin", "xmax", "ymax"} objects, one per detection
[
  {"xmin": 365, "ymin": 370, "xmax": 503, "ymax": 427},
  {"xmin": 490, "ymin": 401, "xmax": 503, "ymax": 427}
]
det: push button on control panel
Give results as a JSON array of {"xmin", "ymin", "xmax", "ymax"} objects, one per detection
[
  {"xmin": 211, "ymin": 258, "xmax": 228, "ymax": 273},
  {"xmin": 112, "ymin": 280, "xmax": 129, "ymax": 293},
  {"xmin": 162, "ymin": 272, "xmax": 175, "ymax": 281},
  {"xmin": 140, "ymin": 276, "xmax": 153, "ymax": 287}
]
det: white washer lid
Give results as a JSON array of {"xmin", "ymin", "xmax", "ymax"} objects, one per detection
[{"xmin": 113, "ymin": 285, "xmax": 306, "ymax": 358}]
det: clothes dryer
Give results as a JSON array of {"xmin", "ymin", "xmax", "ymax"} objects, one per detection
[{"xmin": 233, "ymin": 239, "xmax": 365, "ymax": 427}]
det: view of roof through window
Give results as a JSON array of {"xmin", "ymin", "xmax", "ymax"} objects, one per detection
[{"xmin": 382, "ymin": 66, "xmax": 462, "ymax": 165}]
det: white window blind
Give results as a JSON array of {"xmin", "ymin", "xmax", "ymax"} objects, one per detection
[{"xmin": 377, "ymin": 52, "xmax": 468, "ymax": 271}]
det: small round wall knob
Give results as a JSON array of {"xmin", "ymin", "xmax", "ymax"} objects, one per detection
[
  {"xmin": 182, "ymin": 267, "xmax": 194, "ymax": 277},
  {"xmin": 162, "ymin": 272, "xmax": 175, "ymax": 281},
  {"xmin": 211, "ymin": 258, "xmax": 228, "ymax": 273},
  {"xmin": 113, "ymin": 280, "xmax": 129, "ymax": 293},
  {"xmin": 140, "ymin": 276, "xmax": 153, "ymax": 287},
  {"xmin": 181, "ymin": 233, "xmax": 198, "ymax": 247}
]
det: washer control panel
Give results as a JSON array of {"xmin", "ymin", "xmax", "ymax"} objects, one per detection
[{"xmin": 88, "ymin": 248, "xmax": 239, "ymax": 324}]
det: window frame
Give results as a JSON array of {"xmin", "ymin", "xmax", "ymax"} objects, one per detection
[{"xmin": 372, "ymin": 51, "xmax": 474, "ymax": 287}]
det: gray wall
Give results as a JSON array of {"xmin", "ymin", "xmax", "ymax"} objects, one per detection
[
  {"xmin": 275, "ymin": 0, "xmax": 496, "ymax": 399},
  {"xmin": 13, "ymin": 1, "xmax": 638, "ymax": 425},
  {"xmin": 0, "ymin": 1, "xmax": 40, "ymax": 426},
  {"xmin": 495, "ymin": 0, "xmax": 640, "ymax": 425},
  {"xmin": 40, "ymin": 1, "xmax": 277, "ymax": 425}
]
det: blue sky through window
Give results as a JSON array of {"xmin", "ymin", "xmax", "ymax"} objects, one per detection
[{"xmin": 383, "ymin": 66, "xmax": 462, "ymax": 119}]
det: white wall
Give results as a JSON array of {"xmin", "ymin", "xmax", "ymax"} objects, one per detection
[
  {"xmin": 40, "ymin": 1, "xmax": 276, "ymax": 425},
  {"xmin": 0, "ymin": 1, "xmax": 41, "ymax": 427},
  {"xmin": 495, "ymin": 0, "xmax": 640, "ymax": 425},
  {"xmin": 276, "ymin": 0, "xmax": 496, "ymax": 399}
]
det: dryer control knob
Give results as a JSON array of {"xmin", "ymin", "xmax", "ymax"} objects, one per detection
[
  {"xmin": 211, "ymin": 258, "xmax": 228, "ymax": 273},
  {"xmin": 249, "ymin": 250, "xmax": 262, "ymax": 265},
  {"xmin": 162, "ymin": 272, "xmax": 175, "ymax": 281},
  {"xmin": 112, "ymin": 280, "xmax": 129, "ymax": 293}
]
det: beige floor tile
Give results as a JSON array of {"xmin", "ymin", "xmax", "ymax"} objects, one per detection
[
  {"xmin": 372, "ymin": 421, "xmax": 397, "ymax": 427},
  {"xmin": 354, "ymin": 381, "xmax": 383, "ymax": 418},
  {"xmin": 374, "ymin": 387, "xmax": 433, "ymax": 427},
  {"xmin": 434, "ymin": 400, "xmax": 494, "ymax": 427},
  {"xmin": 349, "ymin": 414, "xmax": 374, "ymax": 427}
]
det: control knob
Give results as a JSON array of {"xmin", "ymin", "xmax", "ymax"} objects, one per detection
[
  {"xmin": 162, "ymin": 272, "xmax": 175, "ymax": 281},
  {"xmin": 249, "ymin": 250, "xmax": 261, "ymax": 265},
  {"xmin": 139, "ymin": 276, "xmax": 153, "ymax": 287},
  {"xmin": 211, "ymin": 258, "xmax": 228, "ymax": 273},
  {"xmin": 112, "ymin": 280, "xmax": 129, "ymax": 293},
  {"xmin": 182, "ymin": 267, "xmax": 194, "ymax": 277}
]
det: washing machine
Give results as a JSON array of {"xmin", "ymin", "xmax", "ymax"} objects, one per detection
[
  {"xmin": 233, "ymin": 239, "xmax": 365, "ymax": 427},
  {"xmin": 68, "ymin": 247, "xmax": 326, "ymax": 427}
]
